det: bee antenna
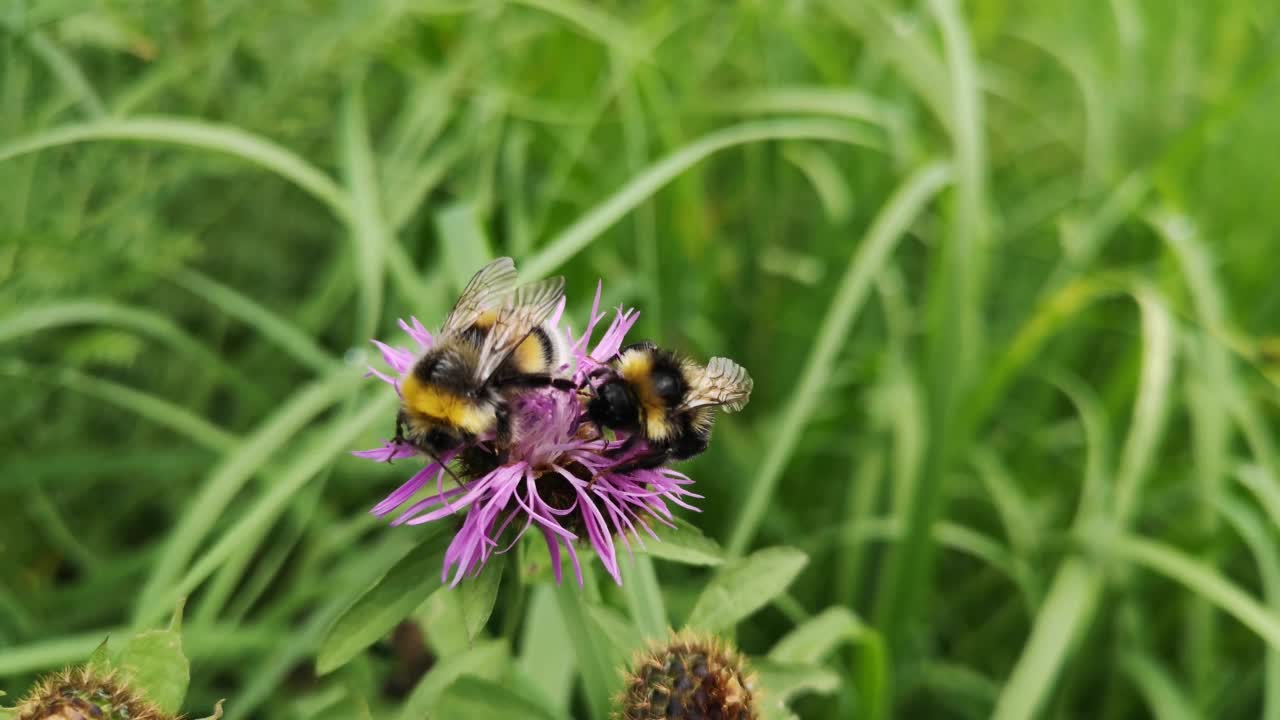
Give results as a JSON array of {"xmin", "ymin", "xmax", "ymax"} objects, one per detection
[{"xmin": 422, "ymin": 447, "xmax": 467, "ymax": 487}]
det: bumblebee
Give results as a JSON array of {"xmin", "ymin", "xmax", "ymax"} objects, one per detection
[
  {"xmin": 585, "ymin": 341, "xmax": 753, "ymax": 472},
  {"xmin": 394, "ymin": 257, "xmax": 572, "ymax": 461}
]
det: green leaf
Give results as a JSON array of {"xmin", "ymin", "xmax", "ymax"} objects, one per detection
[
  {"xmin": 643, "ymin": 517, "xmax": 724, "ymax": 566},
  {"xmin": 554, "ymin": 580, "xmax": 616, "ymax": 720},
  {"xmin": 396, "ymin": 640, "xmax": 507, "ymax": 720},
  {"xmin": 522, "ymin": 119, "xmax": 881, "ymax": 281},
  {"xmin": 339, "ymin": 78, "xmax": 390, "ymax": 343},
  {"xmin": 435, "ymin": 202, "xmax": 494, "ymax": 291},
  {"xmin": 118, "ymin": 625, "xmax": 190, "ymax": 714},
  {"xmin": 1123, "ymin": 654, "xmax": 1199, "ymax": 720},
  {"xmin": 86, "ymin": 636, "xmax": 113, "ymax": 674},
  {"xmin": 769, "ymin": 607, "xmax": 887, "ymax": 720},
  {"xmin": 685, "ymin": 547, "xmax": 809, "ymax": 632},
  {"xmin": 135, "ymin": 366, "xmax": 363, "ymax": 625},
  {"xmin": 194, "ymin": 699, "xmax": 225, "ymax": 720},
  {"xmin": 518, "ymin": 584, "xmax": 575, "ymax": 716},
  {"xmin": 727, "ymin": 162, "xmax": 953, "ymax": 556},
  {"xmin": 316, "ymin": 523, "xmax": 454, "ymax": 674},
  {"xmin": 436, "ymin": 676, "xmax": 559, "ymax": 720},
  {"xmin": 419, "ymin": 586, "xmax": 471, "ymax": 659},
  {"xmin": 587, "ymin": 602, "xmax": 643, "ymax": 668},
  {"xmin": 770, "ymin": 607, "xmax": 868, "ymax": 663},
  {"xmin": 1117, "ymin": 535, "xmax": 1280, "ymax": 651},
  {"xmin": 754, "ymin": 658, "xmax": 842, "ymax": 704},
  {"xmin": 618, "ymin": 552, "xmax": 668, "ymax": 639},
  {"xmin": 458, "ymin": 553, "xmax": 505, "ymax": 642}
]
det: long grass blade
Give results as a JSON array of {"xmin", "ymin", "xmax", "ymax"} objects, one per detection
[{"xmin": 726, "ymin": 162, "xmax": 952, "ymax": 557}]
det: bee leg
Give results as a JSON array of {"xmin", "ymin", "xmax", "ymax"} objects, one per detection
[
  {"xmin": 603, "ymin": 432, "xmax": 641, "ymax": 459},
  {"xmin": 391, "ymin": 410, "xmax": 409, "ymax": 461},
  {"xmin": 493, "ymin": 373, "xmax": 575, "ymax": 391},
  {"xmin": 493, "ymin": 404, "xmax": 512, "ymax": 464},
  {"xmin": 606, "ymin": 448, "xmax": 672, "ymax": 476}
]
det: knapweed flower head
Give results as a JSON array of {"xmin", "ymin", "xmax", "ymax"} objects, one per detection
[
  {"xmin": 354, "ymin": 283, "xmax": 702, "ymax": 586},
  {"xmin": 616, "ymin": 629, "xmax": 758, "ymax": 720},
  {"xmin": 14, "ymin": 666, "xmax": 171, "ymax": 720}
]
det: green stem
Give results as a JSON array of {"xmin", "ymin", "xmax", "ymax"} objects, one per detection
[
  {"xmin": 619, "ymin": 553, "xmax": 668, "ymax": 639},
  {"xmin": 553, "ymin": 580, "xmax": 617, "ymax": 720}
]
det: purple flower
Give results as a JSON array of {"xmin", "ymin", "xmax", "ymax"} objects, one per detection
[{"xmin": 353, "ymin": 283, "xmax": 701, "ymax": 586}]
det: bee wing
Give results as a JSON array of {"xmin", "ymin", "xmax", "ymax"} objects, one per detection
[
  {"xmin": 440, "ymin": 257, "xmax": 520, "ymax": 337},
  {"xmin": 678, "ymin": 357, "xmax": 753, "ymax": 412},
  {"xmin": 472, "ymin": 276, "xmax": 566, "ymax": 382}
]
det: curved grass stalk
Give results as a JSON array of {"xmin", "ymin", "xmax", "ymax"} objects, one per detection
[
  {"xmin": 143, "ymin": 393, "xmax": 395, "ymax": 629},
  {"xmin": 24, "ymin": 31, "xmax": 107, "ymax": 119},
  {"xmin": 726, "ymin": 161, "xmax": 952, "ymax": 557},
  {"xmin": 799, "ymin": 517, "xmax": 1037, "ymax": 613},
  {"xmin": 522, "ymin": 118, "xmax": 885, "ymax": 281},
  {"xmin": 0, "ymin": 299, "xmax": 263, "ymax": 401},
  {"xmin": 133, "ymin": 367, "xmax": 365, "ymax": 625},
  {"xmin": 0, "ymin": 117, "xmax": 351, "ymax": 220},
  {"xmin": 1116, "ymin": 535, "xmax": 1280, "ymax": 652},
  {"xmin": 174, "ymin": 269, "xmax": 338, "ymax": 375},
  {"xmin": 339, "ymin": 79, "xmax": 390, "ymax": 344},
  {"xmin": 0, "ymin": 359, "xmax": 238, "ymax": 453},
  {"xmin": 993, "ymin": 285, "xmax": 1177, "ymax": 720}
]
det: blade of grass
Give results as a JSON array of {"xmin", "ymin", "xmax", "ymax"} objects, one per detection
[
  {"xmin": 993, "ymin": 285, "xmax": 1173, "ymax": 719},
  {"xmin": 27, "ymin": 484, "xmax": 101, "ymax": 571},
  {"xmin": 435, "ymin": 202, "xmax": 495, "ymax": 289},
  {"xmin": 991, "ymin": 557, "xmax": 1102, "ymax": 720},
  {"xmin": 134, "ymin": 366, "xmax": 363, "ymax": 625},
  {"xmin": 522, "ymin": 118, "xmax": 885, "ymax": 281},
  {"xmin": 0, "ymin": 117, "xmax": 352, "ymax": 221},
  {"xmin": 1217, "ymin": 494, "xmax": 1280, "ymax": 720},
  {"xmin": 340, "ymin": 77, "xmax": 390, "ymax": 344},
  {"xmin": 173, "ymin": 269, "xmax": 337, "ymax": 374},
  {"xmin": 618, "ymin": 552, "xmax": 668, "ymax": 639},
  {"xmin": 518, "ymin": 584, "xmax": 576, "ymax": 716},
  {"xmin": 24, "ymin": 30, "xmax": 106, "ymax": 118},
  {"xmin": 1112, "ymin": 285, "xmax": 1177, "ymax": 525},
  {"xmin": 727, "ymin": 161, "xmax": 952, "ymax": 556},
  {"xmin": 509, "ymin": 0, "xmax": 643, "ymax": 59},
  {"xmin": 0, "ymin": 299, "xmax": 263, "ymax": 401},
  {"xmin": 1116, "ymin": 535, "xmax": 1280, "ymax": 652},
  {"xmin": 876, "ymin": 0, "xmax": 988, "ymax": 651},
  {"xmin": 0, "ymin": 359, "xmax": 237, "ymax": 453},
  {"xmin": 1123, "ymin": 654, "xmax": 1200, "ymax": 720},
  {"xmin": 553, "ymin": 580, "xmax": 615, "ymax": 720},
  {"xmin": 143, "ymin": 393, "xmax": 397, "ymax": 628}
]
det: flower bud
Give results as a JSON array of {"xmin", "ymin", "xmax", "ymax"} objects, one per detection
[
  {"xmin": 15, "ymin": 667, "xmax": 171, "ymax": 720},
  {"xmin": 618, "ymin": 630, "xmax": 757, "ymax": 720}
]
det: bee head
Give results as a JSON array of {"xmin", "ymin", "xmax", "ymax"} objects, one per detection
[
  {"xmin": 422, "ymin": 424, "xmax": 465, "ymax": 453},
  {"xmin": 414, "ymin": 344, "xmax": 478, "ymax": 395},
  {"xmin": 587, "ymin": 378, "xmax": 641, "ymax": 430}
]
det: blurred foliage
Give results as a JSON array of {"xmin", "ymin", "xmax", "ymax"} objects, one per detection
[{"xmin": 3, "ymin": 0, "xmax": 1280, "ymax": 718}]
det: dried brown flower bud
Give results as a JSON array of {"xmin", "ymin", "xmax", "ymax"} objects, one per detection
[
  {"xmin": 618, "ymin": 630, "xmax": 758, "ymax": 720},
  {"xmin": 15, "ymin": 667, "xmax": 172, "ymax": 720}
]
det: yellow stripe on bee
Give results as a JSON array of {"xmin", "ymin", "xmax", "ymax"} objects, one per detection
[
  {"xmin": 618, "ymin": 351, "xmax": 671, "ymax": 439},
  {"xmin": 511, "ymin": 333, "xmax": 549, "ymax": 374},
  {"xmin": 646, "ymin": 413, "xmax": 673, "ymax": 441},
  {"xmin": 400, "ymin": 375, "xmax": 493, "ymax": 435},
  {"xmin": 472, "ymin": 310, "xmax": 499, "ymax": 330}
]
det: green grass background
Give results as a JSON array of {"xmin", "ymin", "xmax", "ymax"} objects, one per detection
[{"xmin": 3, "ymin": 0, "xmax": 1280, "ymax": 718}]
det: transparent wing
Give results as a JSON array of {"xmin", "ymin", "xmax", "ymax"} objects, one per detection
[
  {"xmin": 440, "ymin": 257, "xmax": 519, "ymax": 337},
  {"xmin": 473, "ymin": 276, "xmax": 566, "ymax": 382},
  {"xmin": 678, "ymin": 357, "xmax": 753, "ymax": 412}
]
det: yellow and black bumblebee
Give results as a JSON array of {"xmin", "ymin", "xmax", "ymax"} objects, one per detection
[
  {"xmin": 394, "ymin": 257, "xmax": 573, "ymax": 461},
  {"xmin": 585, "ymin": 341, "xmax": 752, "ymax": 472}
]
